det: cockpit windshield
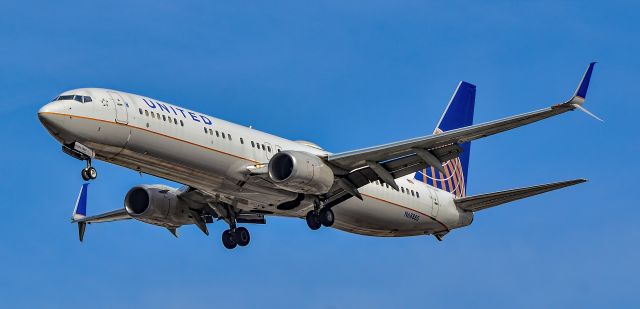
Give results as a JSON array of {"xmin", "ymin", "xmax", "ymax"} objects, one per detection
[{"xmin": 52, "ymin": 95, "xmax": 92, "ymax": 103}]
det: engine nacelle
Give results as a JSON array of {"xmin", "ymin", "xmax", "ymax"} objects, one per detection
[
  {"xmin": 124, "ymin": 185, "xmax": 192, "ymax": 228},
  {"xmin": 268, "ymin": 150, "xmax": 334, "ymax": 195}
]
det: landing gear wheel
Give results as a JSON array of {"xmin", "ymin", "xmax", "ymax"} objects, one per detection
[
  {"xmin": 306, "ymin": 210, "xmax": 322, "ymax": 230},
  {"xmin": 232, "ymin": 227, "xmax": 250, "ymax": 247},
  {"xmin": 319, "ymin": 208, "xmax": 335, "ymax": 227},
  {"xmin": 81, "ymin": 169, "xmax": 91, "ymax": 181},
  {"xmin": 86, "ymin": 167, "xmax": 97, "ymax": 179},
  {"xmin": 81, "ymin": 166, "xmax": 97, "ymax": 181},
  {"xmin": 221, "ymin": 229, "xmax": 237, "ymax": 249}
]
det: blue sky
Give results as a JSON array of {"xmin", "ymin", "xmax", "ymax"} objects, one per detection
[{"xmin": 1, "ymin": 1, "xmax": 638, "ymax": 308}]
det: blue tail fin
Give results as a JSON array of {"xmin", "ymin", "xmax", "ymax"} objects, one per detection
[{"xmin": 414, "ymin": 81, "xmax": 476, "ymax": 197}]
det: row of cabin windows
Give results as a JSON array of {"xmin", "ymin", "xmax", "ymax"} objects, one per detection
[
  {"xmin": 202, "ymin": 126, "xmax": 280, "ymax": 154},
  {"xmin": 140, "ymin": 108, "xmax": 184, "ymax": 127},
  {"xmin": 140, "ymin": 107, "xmax": 280, "ymax": 154},
  {"xmin": 204, "ymin": 126, "xmax": 233, "ymax": 141},
  {"xmin": 251, "ymin": 141, "xmax": 272, "ymax": 152},
  {"xmin": 372, "ymin": 180, "xmax": 420, "ymax": 198}
]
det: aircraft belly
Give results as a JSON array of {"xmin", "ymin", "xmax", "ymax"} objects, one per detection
[{"xmin": 329, "ymin": 193, "xmax": 444, "ymax": 237}]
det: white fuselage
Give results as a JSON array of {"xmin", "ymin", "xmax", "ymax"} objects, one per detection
[{"xmin": 38, "ymin": 88, "xmax": 472, "ymax": 237}]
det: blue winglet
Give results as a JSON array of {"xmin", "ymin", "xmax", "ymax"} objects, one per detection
[
  {"xmin": 574, "ymin": 62, "xmax": 596, "ymax": 99},
  {"xmin": 73, "ymin": 183, "xmax": 89, "ymax": 220}
]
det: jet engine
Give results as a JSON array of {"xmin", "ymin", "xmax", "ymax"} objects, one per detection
[
  {"xmin": 268, "ymin": 150, "xmax": 334, "ymax": 195},
  {"xmin": 124, "ymin": 185, "xmax": 193, "ymax": 227}
]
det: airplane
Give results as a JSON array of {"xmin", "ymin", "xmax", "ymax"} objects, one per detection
[{"xmin": 38, "ymin": 63, "xmax": 598, "ymax": 249}]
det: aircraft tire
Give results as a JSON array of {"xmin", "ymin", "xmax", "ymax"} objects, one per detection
[
  {"xmin": 306, "ymin": 210, "xmax": 321, "ymax": 230},
  {"xmin": 233, "ymin": 227, "xmax": 250, "ymax": 247},
  {"xmin": 87, "ymin": 167, "xmax": 97, "ymax": 179},
  {"xmin": 222, "ymin": 229, "xmax": 237, "ymax": 249},
  {"xmin": 81, "ymin": 169, "xmax": 91, "ymax": 181},
  {"xmin": 319, "ymin": 208, "xmax": 334, "ymax": 227}
]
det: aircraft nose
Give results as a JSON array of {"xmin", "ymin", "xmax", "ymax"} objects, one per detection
[
  {"xmin": 38, "ymin": 102, "xmax": 57, "ymax": 115},
  {"xmin": 38, "ymin": 102, "xmax": 65, "ymax": 133}
]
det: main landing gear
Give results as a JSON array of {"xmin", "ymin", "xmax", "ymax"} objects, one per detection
[
  {"xmin": 306, "ymin": 204, "xmax": 335, "ymax": 230},
  {"xmin": 81, "ymin": 159, "xmax": 97, "ymax": 181},
  {"xmin": 221, "ymin": 227, "xmax": 250, "ymax": 249},
  {"xmin": 217, "ymin": 205, "xmax": 251, "ymax": 250}
]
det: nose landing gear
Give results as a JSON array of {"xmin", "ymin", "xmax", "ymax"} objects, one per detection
[
  {"xmin": 62, "ymin": 142, "xmax": 97, "ymax": 181},
  {"xmin": 81, "ymin": 160, "xmax": 97, "ymax": 181}
]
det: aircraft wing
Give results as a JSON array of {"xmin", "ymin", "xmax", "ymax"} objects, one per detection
[
  {"xmin": 322, "ymin": 63, "xmax": 597, "ymax": 206},
  {"xmin": 454, "ymin": 178, "xmax": 587, "ymax": 212},
  {"xmin": 71, "ymin": 184, "xmax": 131, "ymax": 224},
  {"xmin": 70, "ymin": 184, "xmax": 131, "ymax": 241}
]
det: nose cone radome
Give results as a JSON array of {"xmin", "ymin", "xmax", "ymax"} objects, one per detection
[{"xmin": 38, "ymin": 102, "xmax": 66, "ymax": 135}]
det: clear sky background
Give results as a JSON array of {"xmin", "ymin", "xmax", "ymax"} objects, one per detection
[{"xmin": 0, "ymin": 1, "xmax": 638, "ymax": 308}]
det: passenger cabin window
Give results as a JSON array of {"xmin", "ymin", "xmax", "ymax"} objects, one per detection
[
  {"xmin": 180, "ymin": 120, "xmax": 184, "ymax": 126},
  {"xmin": 228, "ymin": 134, "xmax": 232, "ymax": 141},
  {"xmin": 139, "ymin": 108, "xmax": 143, "ymax": 115},
  {"xmin": 145, "ymin": 110, "xmax": 149, "ymax": 116},
  {"xmin": 251, "ymin": 141, "xmax": 255, "ymax": 147},
  {"xmin": 267, "ymin": 146, "xmax": 271, "ymax": 152},
  {"xmin": 221, "ymin": 132, "xmax": 226, "ymax": 139},
  {"xmin": 240, "ymin": 138, "xmax": 244, "ymax": 144}
]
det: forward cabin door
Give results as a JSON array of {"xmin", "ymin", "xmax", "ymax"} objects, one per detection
[{"xmin": 109, "ymin": 91, "xmax": 128, "ymax": 124}]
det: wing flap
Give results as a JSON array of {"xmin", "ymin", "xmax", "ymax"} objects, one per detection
[{"xmin": 454, "ymin": 179, "xmax": 587, "ymax": 212}]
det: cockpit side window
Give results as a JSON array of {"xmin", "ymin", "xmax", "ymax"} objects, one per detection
[
  {"xmin": 74, "ymin": 95, "xmax": 83, "ymax": 103},
  {"xmin": 83, "ymin": 96, "xmax": 92, "ymax": 103}
]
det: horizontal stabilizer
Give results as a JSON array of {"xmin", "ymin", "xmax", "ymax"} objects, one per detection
[{"xmin": 455, "ymin": 179, "xmax": 586, "ymax": 212}]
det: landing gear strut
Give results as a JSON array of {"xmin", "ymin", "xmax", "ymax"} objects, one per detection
[{"xmin": 81, "ymin": 159, "xmax": 97, "ymax": 181}]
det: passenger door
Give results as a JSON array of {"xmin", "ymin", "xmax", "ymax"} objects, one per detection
[{"xmin": 109, "ymin": 91, "xmax": 128, "ymax": 124}]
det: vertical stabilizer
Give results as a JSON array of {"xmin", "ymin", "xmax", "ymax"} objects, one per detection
[{"xmin": 414, "ymin": 81, "xmax": 476, "ymax": 197}]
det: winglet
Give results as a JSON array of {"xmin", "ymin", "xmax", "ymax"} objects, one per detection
[
  {"xmin": 567, "ymin": 62, "xmax": 602, "ymax": 121},
  {"xmin": 573, "ymin": 62, "xmax": 596, "ymax": 100},
  {"xmin": 72, "ymin": 183, "xmax": 89, "ymax": 221}
]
